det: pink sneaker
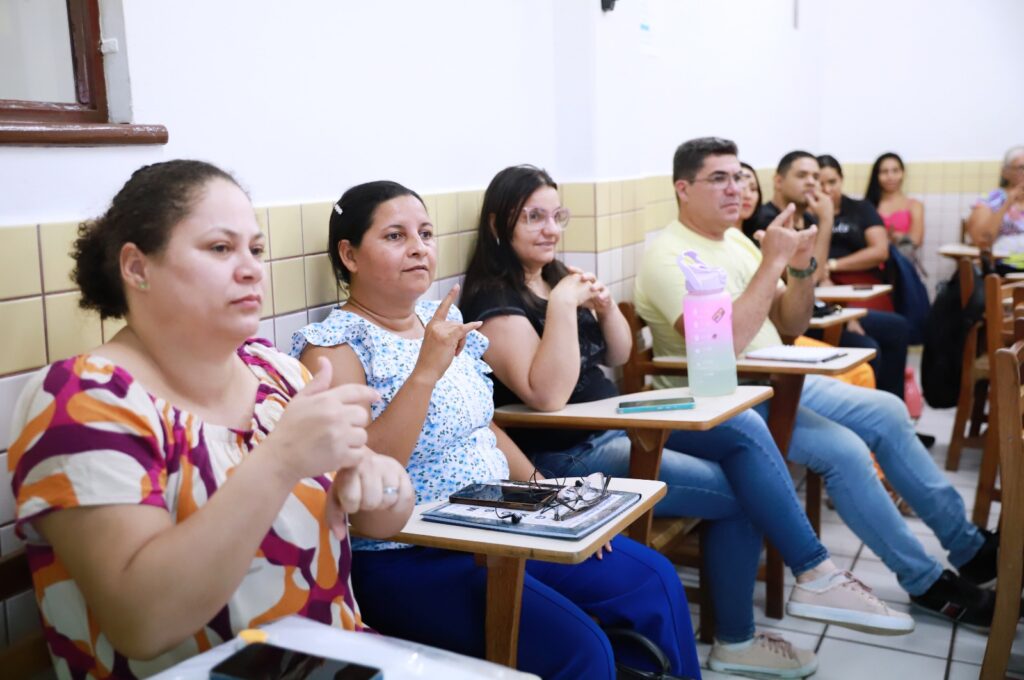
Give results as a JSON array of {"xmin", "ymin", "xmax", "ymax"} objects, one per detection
[{"xmin": 787, "ymin": 570, "xmax": 915, "ymax": 635}]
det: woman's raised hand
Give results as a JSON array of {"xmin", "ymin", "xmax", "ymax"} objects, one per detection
[
  {"xmin": 553, "ymin": 266, "xmax": 607, "ymax": 309},
  {"xmin": 264, "ymin": 357, "xmax": 379, "ymax": 482},
  {"xmin": 414, "ymin": 285, "xmax": 482, "ymax": 383}
]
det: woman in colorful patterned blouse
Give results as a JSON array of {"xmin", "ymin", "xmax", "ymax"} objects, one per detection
[
  {"xmin": 8, "ymin": 160, "xmax": 415, "ymax": 680},
  {"xmin": 291, "ymin": 180, "xmax": 702, "ymax": 680},
  {"xmin": 966, "ymin": 145, "xmax": 1024, "ymax": 254}
]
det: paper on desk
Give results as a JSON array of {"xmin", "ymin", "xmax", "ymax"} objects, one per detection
[{"xmin": 745, "ymin": 345, "xmax": 846, "ymax": 363}]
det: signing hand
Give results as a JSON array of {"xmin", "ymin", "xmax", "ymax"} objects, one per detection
[
  {"xmin": 566, "ymin": 265, "xmax": 614, "ymax": 316},
  {"xmin": 326, "ymin": 450, "xmax": 414, "ymax": 539},
  {"xmin": 264, "ymin": 358, "xmax": 378, "ymax": 482},
  {"xmin": 413, "ymin": 285, "xmax": 482, "ymax": 383},
  {"xmin": 805, "ymin": 189, "xmax": 834, "ymax": 224}
]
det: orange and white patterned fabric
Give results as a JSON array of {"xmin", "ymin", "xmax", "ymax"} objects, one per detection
[{"xmin": 8, "ymin": 339, "xmax": 365, "ymax": 680}]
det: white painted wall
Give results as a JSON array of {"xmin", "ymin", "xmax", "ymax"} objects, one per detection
[
  {"xmin": 0, "ymin": 0, "xmax": 1021, "ymax": 227},
  {"xmin": 815, "ymin": 0, "xmax": 1024, "ymax": 163}
]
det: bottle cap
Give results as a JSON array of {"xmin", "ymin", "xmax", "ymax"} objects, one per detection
[
  {"xmin": 238, "ymin": 629, "xmax": 268, "ymax": 645},
  {"xmin": 677, "ymin": 250, "xmax": 727, "ymax": 294}
]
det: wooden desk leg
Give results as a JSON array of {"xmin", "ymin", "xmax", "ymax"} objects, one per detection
[
  {"xmin": 822, "ymin": 324, "xmax": 843, "ymax": 346},
  {"xmin": 625, "ymin": 428, "xmax": 668, "ymax": 545},
  {"xmin": 764, "ymin": 373, "xmax": 807, "ymax": 620},
  {"xmin": 484, "ymin": 555, "xmax": 526, "ymax": 667}
]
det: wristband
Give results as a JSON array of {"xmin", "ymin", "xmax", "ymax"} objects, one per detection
[{"xmin": 786, "ymin": 257, "xmax": 818, "ymax": 279}]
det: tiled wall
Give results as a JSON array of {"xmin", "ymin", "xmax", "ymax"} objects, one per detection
[{"xmin": 0, "ymin": 161, "xmax": 997, "ymax": 650}]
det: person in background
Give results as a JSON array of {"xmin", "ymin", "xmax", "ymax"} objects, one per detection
[
  {"xmin": 866, "ymin": 152, "xmax": 925, "ymax": 253},
  {"xmin": 7, "ymin": 160, "xmax": 415, "ymax": 680},
  {"xmin": 815, "ymin": 154, "xmax": 911, "ymax": 400},
  {"xmin": 460, "ymin": 164, "xmax": 910, "ymax": 678},
  {"xmin": 966, "ymin": 145, "xmax": 1024, "ymax": 255},
  {"xmin": 637, "ymin": 136, "xmax": 1007, "ymax": 632},
  {"xmin": 291, "ymin": 180, "xmax": 703, "ymax": 680}
]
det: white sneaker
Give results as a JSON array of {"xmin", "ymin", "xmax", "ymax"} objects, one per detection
[
  {"xmin": 709, "ymin": 632, "xmax": 818, "ymax": 678},
  {"xmin": 787, "ymin": 570, "xmax": 915, "ymax": 635}
]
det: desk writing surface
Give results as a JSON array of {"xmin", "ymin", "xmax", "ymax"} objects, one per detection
[
  {"xmin": 653, "ymin": 347, "xmax": 876, "ymax": 376},
  {"xmin": 394, "ymin": 478, "xmax": 666, "ymax": 564},
  {"xmin": 492, "ymin": 385, "xmax": 772, "ymax": 432},
  {"xmin": 814, "ymin": 284, "xmax": 893, "ymax": 302},
  {"xmin": 807, "ymin": 307, "xmax": 868, "ymax": 328}
]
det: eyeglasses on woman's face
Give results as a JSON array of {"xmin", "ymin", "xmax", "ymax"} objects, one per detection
[{"xmin": 519, "ymin": 206, "xmax": 571, "ymax": 231}]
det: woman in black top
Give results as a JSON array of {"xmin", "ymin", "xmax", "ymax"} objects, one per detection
[{"xmin": 459, "ymin": 165, "xmax": 904, "ymax": 676}]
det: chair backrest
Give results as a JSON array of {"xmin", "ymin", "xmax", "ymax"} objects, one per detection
[
  {"xmin": 618, "ymin": 301, "xmax": 686, "ymax": 394},
  {"xmin": 983, "ymin": 274, "xmax": 1024, "ymax": 361},
  {"xmin": 0, "ymin": 549, "xmax": 52, "ymax": 677}
]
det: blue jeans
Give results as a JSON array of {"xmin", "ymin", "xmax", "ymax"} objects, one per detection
[
  {"xmin": 753, "ymin": 375, "xmax": 984, "ymax": 596},
  {"xmin": 808, "ymin": 310, "xmax": 910, "ymax": 399},
  {"xmin": 352, "ymin": 538, "xmax": 702, "ymax": 680},
  {"xmin": 531, "ymin": 410, "xmax": 828, "ymax": 643}
]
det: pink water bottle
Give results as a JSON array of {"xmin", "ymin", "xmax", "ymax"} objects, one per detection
[{"xmin": 678, "ymin": 251, "xmax": 737, "ymax": 397}]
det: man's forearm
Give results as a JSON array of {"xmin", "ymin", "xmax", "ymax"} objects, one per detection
[
  {"xmin": 773, "ymin": 277, "xmax": 815, "ymax": 336},
  {"xmin": 731, "ymin": 258, "xmax": 787, "ymax": 352}
]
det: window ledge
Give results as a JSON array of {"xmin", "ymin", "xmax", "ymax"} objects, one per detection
[{"xmin": 0, "ymin": 122, "xmax": 168, "ymax": 146}]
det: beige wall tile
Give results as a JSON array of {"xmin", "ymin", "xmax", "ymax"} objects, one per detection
[
  {"xmin": 564, "ymin": 216, "xmax": 596, "ymax": 252},
  {"xmin": 260, "ymin": 263, "xmax": 274, "ymax": 318},
  {"xmin": 436, "ymin": 234, "xmax": 460, "ymax": 279},
  {"xmin": 420, "ymin": 194, "xmax": 438, "ymax": 222},
  {"xmin": 562, "ymin": 183, "xmax": 595, "ymax": 217},
  {"xmin": 102, "ymin": 316, "xmax": 127, "ymax": 342},
  {"xmin": 271, "ymin": 258, "xmax": 306, "ymax": 314},
  {"xmin": 0, "ymin": 226, "xmax": 41, "ymax": 299},
  {"xmin": 435, "ymin": 193, "xmax": 458, "ymax": 236},
  {"xmin": 0, "ymin": 298, "xmax": 46, "ymax": 374},
  {"xmin": 457, "ymin": 232, "xmax": 477, "ymax": 275},
  {"xmin": 44, "ymin": 292, "xmax": 102, "ymax": 362},
  {"xmin": 39, "ymin": 221, "xmax": 79, "ymax": 293},
  {"xmin": 267, "ymin": 206, "xmax": 303, "ymax": 259},
  {"xmin": 301, "ymin": 202, "xmax": 333, "ymax": 254},
  {"xmin": 622, "ymin": 180, "xmax": 637, "ymax": 212},
  {"xmin": 609, "ymin": 181, "xmax": 622, "ymax": 214},
  {"xmin": 595, "ymin": 182, "xmax": 611, "ymax": 216},
  {"xmin": 456, "ymin": 191, "xmax": 483, "ymax": 232},
  {"xmin": 304, "ymin": 254, "xmax": 339, "ymax": 307},
  {"xmin": 610, "ymin": 214, "xmax": 624, "ymax": 249},
  {"xmin": 980, "ymin": 161, "xmax": 1002, "ymax": 186},
  {"xmin": 253, "ymin": 208, "xmax": 270, "ymax": 259},
  {"xmin": 596, "ymin": 216, "xmax": 612, "ymax": 252}
]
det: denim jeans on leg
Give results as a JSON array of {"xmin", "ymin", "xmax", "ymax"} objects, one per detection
[
  {"xmin": 754, "ymin": 375, "xmax": 983, "ymax": 596},
  {"xmin": 530, "ymin": 409, "xmax": 828, "ymax": 643}
]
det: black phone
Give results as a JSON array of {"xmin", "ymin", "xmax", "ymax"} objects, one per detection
[
  {"xmin": 852, "ymin": 284, "xmax": 874, "ymax": 290},
  {"xmin": 210, "ymin": 642, "xmax": 382, "ymax": 680},
  {"xmin": 449, "ymin": 482, "xmax": 559, "ymax": 510}
]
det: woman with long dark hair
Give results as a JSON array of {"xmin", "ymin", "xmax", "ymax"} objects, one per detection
[{"xmin": 865, "ymin": 152, "xmax": 925, "ymax": 251}]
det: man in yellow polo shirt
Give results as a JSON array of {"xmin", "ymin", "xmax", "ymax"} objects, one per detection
[{"xmin": 635, "ymin": 136, "xmax": 1004, "ymax": 631}]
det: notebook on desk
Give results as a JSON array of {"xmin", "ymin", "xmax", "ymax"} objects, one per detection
[
  {"xmin": 421, "ymin": 490, "xmax": 640, "ymax": 540},
  {"xmin": 745, "ymin": 345, "xmax": 847, "ymax": 364}
]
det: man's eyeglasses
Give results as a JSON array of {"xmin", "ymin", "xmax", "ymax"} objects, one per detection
[
  {"xmin": 692, "ymin": 172, "xmax": 749, "ymax": 191},
  {"xmin": 520, "ymin": 207, "xmax": 571, "ymax": 231}
]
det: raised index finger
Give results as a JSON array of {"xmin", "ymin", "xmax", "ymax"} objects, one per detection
[
  {"xmin": 432, "ymin": 284, "xmax": 460, "ymax": 323},
  {"xmin": 769, "ymin": 203, "xmax": 797, "ymax": 230}
]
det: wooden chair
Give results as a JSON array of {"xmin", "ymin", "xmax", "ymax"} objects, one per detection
[
  {"xmin": 0, "ymin": 549, "xmax": 51, "ymax": 677},
  {"xmin": 979, "ymin": 320, "xmax": 1024, "ymax": 679},
  {"xmin": 619, "ymin": 301, "xmax": 793, "ymax": 625},
  {"xmin": 971, "ymin": 275, "xmax": 1024, "ymax": 527},
  {"xmin": 946, "ymin": 256, "xmax": 989, "ymax": 471}
]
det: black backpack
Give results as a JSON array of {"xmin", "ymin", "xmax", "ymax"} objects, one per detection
[{"xmin": 920, "ymin": 263, "xmax": 986, "ymax": 408}]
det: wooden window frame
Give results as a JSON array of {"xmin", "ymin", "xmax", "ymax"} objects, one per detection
[{"xmin": 0, "ymin": 0, "xmax": 167, "ymax": 145}]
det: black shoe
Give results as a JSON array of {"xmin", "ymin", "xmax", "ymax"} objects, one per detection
[
  {"xmin": 959, "ymin": 528, "xmax": 998, "ymax": 589},
  {"xmin": 916, "ymin": 432, "xmax": 936, "ymax": 449},
  {"xmin": 910, "ymin": 570, "xmax": 997, "ymax": 632}
]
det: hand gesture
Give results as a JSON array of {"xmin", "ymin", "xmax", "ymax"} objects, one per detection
[
  {"xmin": 414, "ymin": 285, "xmax": 482, "ymax": 383},
  {"xmin": 566, "ymin": 265, "xmax": 614, "ymax": 316},
  {"xmin": 265, "ymin": 358, "xmax": 379, "ymax": 482},
  {"xmin": 552, "ymin": 268, "xmax": 603, "ymax": 308},
  {"xmin": 326, "ymin": 450, "xmax": 414, "ymax": 539},
  {"xmin": 754, "ymin": 203, "xmax": 818, "ymax": 270},
  {"xmin": 805, "ymin": 189, "xmax": 834, "ymax": 224}
]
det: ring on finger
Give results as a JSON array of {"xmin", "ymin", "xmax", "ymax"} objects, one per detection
[{"xmin": 382, "ymin": 486, "xmax": 399, "ymax": 496}]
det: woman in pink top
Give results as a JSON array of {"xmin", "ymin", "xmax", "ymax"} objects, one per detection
[{"xmin": 865, "ymin": 152, "xmax": 924, "ymax": 250}]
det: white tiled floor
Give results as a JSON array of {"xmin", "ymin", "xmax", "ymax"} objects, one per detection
[{"xmin": 682, "ymin": 351, "xmax": 1021, "ymax": 679}]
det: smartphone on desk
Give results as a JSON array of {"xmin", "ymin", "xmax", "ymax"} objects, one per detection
[
  {"xmin": 851, "ymin": 284, "xmax": 874, "ymax": 290},
  {"xmin": 617, "ymin": 396, "xmax": 696, "ymax": 414},
  {"xmin": 449, "ymin": 482, "xmax": 559, "ymax": 510},
  {"xmin": 210, "ymin": 642, "xmax": 382, "ymax": 680}
]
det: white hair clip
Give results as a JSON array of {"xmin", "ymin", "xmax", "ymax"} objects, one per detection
[{"xmin": 333, "ymin": 203, "xmax": 344, "ymax": 215}]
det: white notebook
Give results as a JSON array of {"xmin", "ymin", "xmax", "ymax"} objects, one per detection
[{"xmin": 745, "ymin": 345, "xmax": 847, "ymax": 363}]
